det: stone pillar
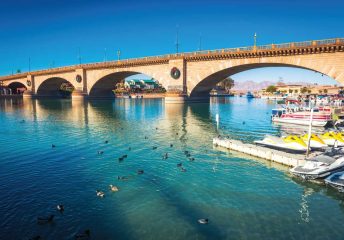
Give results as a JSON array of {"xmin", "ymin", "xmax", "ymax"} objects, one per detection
[
  {"xmin": 23, "ymin": 74, "xmax": 35, "ymax": 98},
  {"xmin": 165, "ymin": 58, "xmax": 188, "ymax": 103},
  {"xmin": 72, "ymin": 68, "xmax": 88, "ymax": 99}
]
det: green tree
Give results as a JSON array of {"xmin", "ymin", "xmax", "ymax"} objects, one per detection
[
  {"xmin": 218, "ymin": 77, "xmax": 234, "ymax": 92},
  {"xmin": 266, "ymin": 85, "xmax": 277, "ymax": 93},
  {"xmin": 324, "ymin": 89, "xmax": 328, "ymax": 94},
  {"xmin": 301, "ymin": 87, "xmax": 308, "ymax": 94}
]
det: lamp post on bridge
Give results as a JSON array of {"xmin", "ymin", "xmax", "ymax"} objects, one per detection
[
  {"xmin": 253, "ymin": 33, "xmax": 257, "ymax": 51},
  {"xmin": 117, "ymin": 50, "xmax": 121, "ymax": 62},
  {"xmin": 175, "ymin": 25, "xmax": 180, "ymax": 54}
]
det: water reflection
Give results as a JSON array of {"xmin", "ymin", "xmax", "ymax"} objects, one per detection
[{"xmin": 1, "ymin": 98, "xmax": 344, "ymax": 239}]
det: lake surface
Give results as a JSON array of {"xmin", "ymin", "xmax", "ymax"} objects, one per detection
[{"xmin": 0, "ymin": 97, "xmax": 344, "ymax": 240}]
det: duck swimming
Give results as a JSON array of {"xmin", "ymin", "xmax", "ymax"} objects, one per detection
[
  {"xmin": 51, "ymin": 144, "xmax": 56, "ymax": 148},
  {"xmin": 118, "ymin": 176, "xmax": 130, "ymax": 181},
  {"xmin": 74, "ymin": 229, "xmax": 90, "ymax": 240},
  {"xmin": 37, "ymin": 214, "xmax": 54, "ymax": 224},
  {"xmin": 137, "ymin": 169, "xmax": 144, "ymax": 175},
  {"xmin": 104, "ymin": 140, "xmax": 109, "ymax": 144},
  {"xmin": 177, "ymin": 163, "xmax": 182, "ymax": 167},
  {"xmin": 109, "ymin": 185, "xmax": 119, "ymax": 192},
  {"xmin": 180, "ymin": 167, "xmax": 187, "ymax": 172},
  {"xmin": 96, "ymin": 190, "xmax": 105, "ymax": 198},
  {"xmin": 162, "ymin": 153, "xmax": 168, "ymax": 160},
  {"xmin": 152, "ymin": 146, "xmax": 157, "ymax": 150},
  {"xmin": 170, "ymin": 144, "xmax": 173, "ymax": 147},
  {"xmin": 198, "ymin": 218, "xmax": 209, "ymax": 224},
  {"xmin": 97, "ymin": 151, "xmax": 104, "ymax": 155},
  {"xmin": 122, "ymin": 154, "xmax": 128, "ymax": 158},
  {"xmin": 57, "ymin": 204, "xmax": 64, "ymax": 213}
]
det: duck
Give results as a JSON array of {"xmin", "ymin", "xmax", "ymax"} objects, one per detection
[
  {"xmin": 152, "ymin": 146, "xmax": 157, "ymax": 150},
  {"xmin": 177, "ymin": 163, "xmax": 182, "ymax": 167},
  {"xmin": 74, "ymin": 230, "xmax": 90, "ymax": 240},
  {"xmin": 184, "ymin": 150, "xmax": 189, "ymax": 155},
  {"xmin": 137, "ymin": 169, "xmax": 144, "ymax": 175},
  {"xmin": 96, "ymin": 190, "xmax": 105, "ymax": 198},
  {"xmin": 180, "ymin": 167, "xmax": 187, "ymax": 172},
  {"xmin": 97, "ymin": 151, "xmax": 104, "ymax": 155},
  {"xmin": 170, "ymin": 144, "xmax": 173, "ymax": 147},
  {"xmin": 104, "ymin": 140, "xmax": 109, "ymax": 144},
  {"xmin": 51, "ymin": 144, "xmax": 56, "ymax": 148},
  {"xmin": 188, "ymin": 157, "xmax": 195, "ymax": 161},
  {"xmin": 37, "ymin": 214, "xmax": 54, "ymax": 224},
  {"xmin": 118, "ymin": 176, "xmax": 130, "ymax": 181},
  {"xmin": 162, "ymin": 153, "xmax": 168, "ymax": 160},
  {"xmin": 57, "ymin": 204, "xmax": 64, "ymax": 213},
  {"xmin": 122, "ymin": 154, "xmax": 128, "ymax": 158},
  {"xmin": 198, "ymin": 218, "xmax": 209, "ymax": 224},
  {"xmin": 109, "ymin": 185, "xmax": 119, "ymax": 192},
  {"xmin": 118, "ymin": 157, "xmax": 124, "ymax": 162}
]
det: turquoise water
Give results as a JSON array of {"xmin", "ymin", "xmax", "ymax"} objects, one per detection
[{"xmin": 1, "ymin": 97, "xmax": 344, "ymax": 240}]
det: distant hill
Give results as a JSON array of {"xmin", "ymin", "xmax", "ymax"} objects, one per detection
[
  {"xmin": 231, "ymin": 81, "xmax": 275, "ymax": 92},
  {"xmin": 231, "ymin": 80, "xmax": 312, "ymax": 92}
]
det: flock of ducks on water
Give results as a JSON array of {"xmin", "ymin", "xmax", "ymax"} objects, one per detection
[{"xmin": 30, "ymin": 131, "xmax": 209, "ymax": 239}]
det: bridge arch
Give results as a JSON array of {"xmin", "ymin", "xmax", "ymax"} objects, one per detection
[
  {"xmin": 88, "ymin": 71, "xmax": 165, "ymax": 98},
  {"xmin": 189, "ymin": 62, "xmax": 337, "ymax": 97},
  {"xmin": 7, "ymin": 82, "xmax": 27, "ymax": 94},
  {"xmin": 36, "ymin": 77, "xmax": 75, "ymax": 97}
]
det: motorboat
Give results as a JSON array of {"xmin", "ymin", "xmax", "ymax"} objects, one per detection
[
  {"xmin": 300, "ymin": 134, "xmax": 328, "ymax": 149},
  {"xmin": 325, "ymin": 171, "xmax": 344, "ymax": 192},
  {"xmin": 319, "ymin": 132, "xmax": 344, "ymax": 146},
  {"xmin": 254, "ymin": 135, "xmax": 308, "ymax": 153},
  {"xmin": 246, "ymin": 92, "xmax": 255, "ymax": 98},
  {"xmin": 290, "ymin": 148, "xmax": 344, "ymax": 180},
  {"xmin": 272, "ymin": 111, "xmax": 332, "ymax": 127}
]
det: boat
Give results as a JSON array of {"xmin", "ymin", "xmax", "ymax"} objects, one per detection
[
  {"xmin": 254, "ymin": 135, "xmax": 308, "ymax": 153},
  {"xmin": 319, "ymin": 132, "xmax": 344, "ymax": 146},
  {"xmin": 246, "ymin": 92, "xmax": 255, "ymax": 98},
  {"xmin": 272, "ymin": 110, "xmax": 332, "ymax": 127},
  {"xmin": 290, "ymin": 149, "xmax": 344, "ymax": 180},
  {"xmin": 325, "ymin": 171, "xmax": 344, "ymax": 192},
  {"xmin": 300, "ymin": 134, "xmax": 328, "ymax": 149}
]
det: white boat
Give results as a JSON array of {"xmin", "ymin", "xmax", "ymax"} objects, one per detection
[
  {"xmin": 290, "ymin": 149, "xmax": 344, "ymax": 180},
  {"xmin": 254, "ymin": 135, "xmax": 308, "ymax": 153},
  {"xmin": 272, "ymin": 110, "xmax": 332, "ymax": 127},
  {"xmin": 325, "ymin": 171, "xmax": 344, "ymax": 192}
]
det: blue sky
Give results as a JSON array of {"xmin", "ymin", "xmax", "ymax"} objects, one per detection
[{"xmin": 1, "ymin": 0, "xmax": 343, "ymax": 85}]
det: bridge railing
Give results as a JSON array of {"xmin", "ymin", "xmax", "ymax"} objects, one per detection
[{"xmin": 1, "ymin": 38, "xmax": 344, "ymax": 79}]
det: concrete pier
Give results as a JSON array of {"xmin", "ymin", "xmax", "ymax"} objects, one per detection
[{"xmin": 213, "ymin": 138, "xmax": 309, "ymax": 167}]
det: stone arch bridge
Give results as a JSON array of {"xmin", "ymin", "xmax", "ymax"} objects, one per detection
[{"xmin": 1, "ymin": 38, "xmax": 344, "ymax": 102}]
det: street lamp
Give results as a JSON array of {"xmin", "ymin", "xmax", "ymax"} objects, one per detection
[{"xmin": 117, "ymin": 50, "xmax": 121, "ymax": 61}]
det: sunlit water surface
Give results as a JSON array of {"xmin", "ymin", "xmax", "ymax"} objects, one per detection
[{"xmin": 0, "ymin": 97, "xmax": 343, "ymax": 240}]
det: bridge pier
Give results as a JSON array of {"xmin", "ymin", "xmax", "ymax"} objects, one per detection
[{"xmin": 71, "ymin": 90, "xmax": 88, "ymax": 99}]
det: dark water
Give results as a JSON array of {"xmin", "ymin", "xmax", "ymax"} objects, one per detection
[{"xmin": 0, "ymin": 97, "xmax": 343, "ymax": 240}]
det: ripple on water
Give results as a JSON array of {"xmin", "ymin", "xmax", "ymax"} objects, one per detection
[{"xmin": 0, "ymin": 98, "xmax": 344, "ymax": 240}]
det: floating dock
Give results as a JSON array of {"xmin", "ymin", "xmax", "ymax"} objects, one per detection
[{"xmin": 213, "ymin": 137, "xmax": 311, "ymax": 167}]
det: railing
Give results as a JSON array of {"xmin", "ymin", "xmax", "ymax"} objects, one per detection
[{"xmin": 0, "ymin": 37, "xmax": 343, "ymax": 80}]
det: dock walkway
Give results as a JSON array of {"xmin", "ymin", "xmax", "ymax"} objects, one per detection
[{"xmin": 213, "ymin": 137, "xmax": 310, "ymax": 167}]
